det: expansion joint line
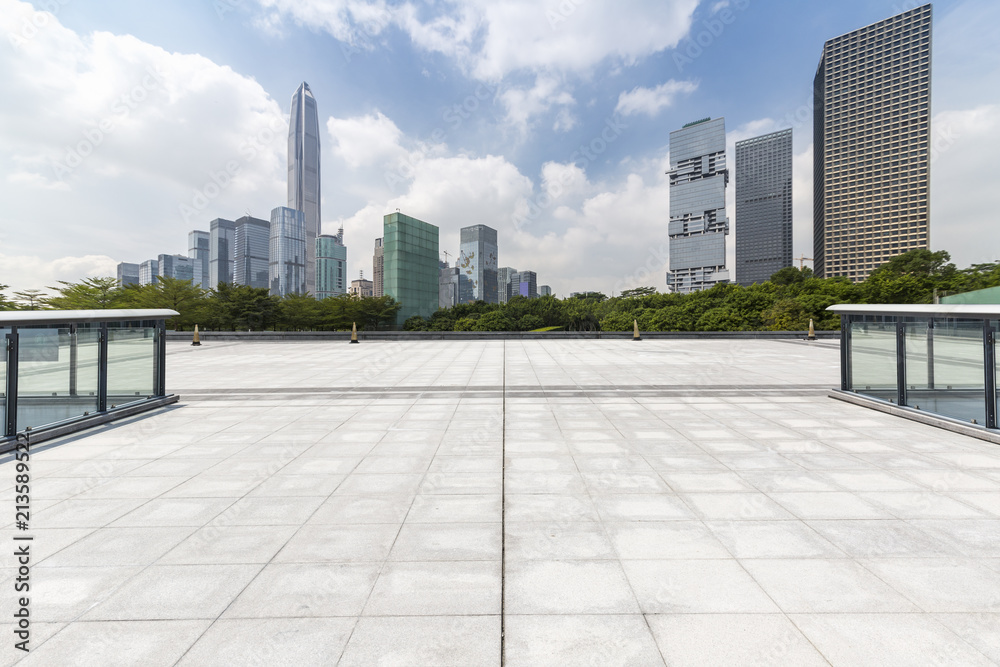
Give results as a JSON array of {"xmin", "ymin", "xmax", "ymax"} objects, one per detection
[{"xmin": 500, "ymin": 339, "xmax": 507, "ymax": 665}]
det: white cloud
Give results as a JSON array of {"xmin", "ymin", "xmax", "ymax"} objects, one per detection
[
  {"xmin": 0, "ymin": 254, "xmax": 118, "ymax": 295},
  {"xmin": 499, "ymin": 76, "xmax": 575, "ymax": 134},
  {"xmin": 615, "ymin": 80, "xmax": 698, "ymax": 117},
  {"xmin": 0, "ymin": 0, "xmax": 288, "ymax": 289},
  {"xmin": 327, "ymin": 111, "xmax": 406, "ymax": 168}
]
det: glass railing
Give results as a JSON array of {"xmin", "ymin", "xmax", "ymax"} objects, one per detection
[
  {"xmin": 830, "ymin": 305, "xmax": 999, "ymax": 431},
  {"xmin": 1, "ymin": 309, "xmax": 177, "ymax": 444}
]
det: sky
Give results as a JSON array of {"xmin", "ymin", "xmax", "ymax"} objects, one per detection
[{"xmin": 1, "ymin": 0, "xmax": 998, "ymax": 297}]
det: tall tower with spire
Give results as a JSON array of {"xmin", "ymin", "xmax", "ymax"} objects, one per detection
[{"xmin": 288, "ymin": 82, "xmax": 320, "ymax": 295}]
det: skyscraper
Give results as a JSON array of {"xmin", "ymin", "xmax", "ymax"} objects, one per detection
[
  {"xmin": 139, "ymin": 259, "xmax": 158, "ymax": 286},
  {"xmin": 666, "ymin": 117, "xmax": 730, "ymax": 294},
  {"xmin": 457, "ymin": 225, "xmax": 499, "ymax": 304},
  {"xmin": 539, "ymin": 285, "xmax": 552, "ymax": 297},
  {"xmin": 269, "ymin": 207, "xmax": 307, "ymax": 297},
  {"xmin": 234, "ymin": 216, "xmax": 270, "ymax": 289},
  {"xmin": 316, "ymin": 228, "xmax": 348, "ymax": 299},
  {"xmin": 288, "ymin": 82, "xmax": 321, "ymax": 295},
  {"xmin": 383, "ymin": 212, "xmax": 439, "ymax": 325},
  {"xmin": 813, "ymin": 4, "xmax": 931, "ymax": 281},
  {"xmin": 209, "ymin": 218, "xmax": 235, "ymax": 288},
  {"xmin": 116, "ymin": 262, "xmax": 140, "ymax": 287},
  {"xmin": 188, "ymin": 230, "xmax": 210, "ymax": 289},
  {"xmin": 373, "ymin": 237, "xmax": 384, "ymax": 297},
  {"xmin": 735, "ymin": 128, "xmax": 793, "ymax": 286},
  {"xmin": 157, "ymin": 254, "xmax": 196, "ymax": 283},
  {"xmin": 511, "ymin": 270, "xmax": 538, "ymax": 299},
  {"xmin": 498, "ymin": 267, "xmax": 517, "ymax": 304}
]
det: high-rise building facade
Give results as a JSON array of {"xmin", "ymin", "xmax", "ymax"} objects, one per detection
[
  {"xmin": 316, "ymin": 229, "xmax": 348, "ymax": 299},
  {"xmin": 157, "ymin": 254, "xmax": 196, "ymax": 283},
  {"xmin": 116, "ymin": 262, "xmax": 140, "ymax": 287},
  {"xmin": 269, "ymin": 207, "xmax": 307, "ymax": 297},
  {"xmin": 666, "ymin": 117, "xmax": 730, "ymax": 294},
  {"xmin": 209, "ymin": 218, "xmax": 235, "ymax": 288},
  {"xmin": 813, "ymin": 4, "xmax": 931, "ymax": 281},
  {"xmin": 139, "ymin": 259, "xmax": 158, "ymax": 286},
  {"xmin": 539, "ymin": 285, "xmax": 552, "ymax": 297},
  {"xmin": 383, "ymin": 212, "xmax": 439, "ymax": 325},
  {"xmin": 349, "ymin": 279, "xmax": 373, "ymax": 297},
  {"xmin": 234, "ymin": 216, "xmax": 270, "ymax": 289},
  {"xmin": 735, "ymin": 128, "xmax": 793, "ymax": 286},
  {"xmin": 188, "ymin": 231, "xmax": 210, "ymax": 289},
  {"xmin": 288, "ymin": 82, "xmax": 320, "ymax": 295},
  {"xmin": 457, "ymin": 225, "xmax": 499, "ymax": 303},
  {"xmin": 498, "ymin": 267, "xmax": 517, "ymax": 304},
  {"xmin": 511, "ymin": 270, "xmax": 538, "ymax": 299},
  {"xmin": 373, "ymin": 237, "xmax": 384, "ymax": 297}
]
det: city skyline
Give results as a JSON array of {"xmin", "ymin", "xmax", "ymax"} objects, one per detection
[{"xmin": 1, "ymin": 1, "xmax": 997, "ymax": 297}]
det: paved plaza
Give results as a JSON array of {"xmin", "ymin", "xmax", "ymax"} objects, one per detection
[{"xmin": 3, "ymin": 338, "xmax": 1000, "ymax": 666}]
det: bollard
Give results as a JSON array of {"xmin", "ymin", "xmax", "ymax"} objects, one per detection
[
  {"xmin": 632, "ymin": 319, "xmax": 641, "ymax": 342},
  {"xmin": 350, "ymin": 322, "xmax": 359, "ymax": 344},
  {"xmin": 191, "ymin": 324, "xmax": 201, "ymax": 346},
  {"xmin": 807, "ymin": 318, "xmax": 815, "ymax": 340}
]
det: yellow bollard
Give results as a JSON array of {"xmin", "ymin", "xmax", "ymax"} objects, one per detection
[
  {"xmin": 191, "ymin": 324, "xmax": 202, "ymax": 346},
  {"xmin": 632, "ymin": 319, "xmax": 641, "ymax": 342},
  {"xmin": 808, "ymin": 318, "xmax": 815, "ymax": 340},
  {"xmin": 350, "ymin": 321, "xmax": 359, "ymax": 344}
]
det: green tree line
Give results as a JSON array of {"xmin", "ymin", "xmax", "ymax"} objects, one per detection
[{"xmin": 3, "ymin": 250, "xmax": 1000, "ymax": 331}]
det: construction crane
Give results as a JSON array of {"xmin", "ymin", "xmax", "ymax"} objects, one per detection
[
  {"xmin": 795, "ymin": 254, "xmax": 814, "ymax": 270},
  {"xmin": 442, "ymin": 250, "xmax": 451, "ymax": 265}
]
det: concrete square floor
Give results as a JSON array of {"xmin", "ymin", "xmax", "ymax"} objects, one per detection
[{"xmin": 3, "ymin": 338, "xmax": 1000, "ymax": 665}]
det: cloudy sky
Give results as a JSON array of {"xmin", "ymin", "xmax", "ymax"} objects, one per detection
[{"xmin": 1, "ymin": 0, "xmax": 998, "ymax": 296}]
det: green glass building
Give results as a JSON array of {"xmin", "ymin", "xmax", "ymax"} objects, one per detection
[{"xmin": 383, "ymin": 212, "xmax": 439, "ymax": 325}]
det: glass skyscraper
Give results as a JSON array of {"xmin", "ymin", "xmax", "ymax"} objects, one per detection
[
  {"xmin": 234, "ymin": 216, "xmax": 270, "ymax": 289},
  {"xmin": 383, "ymin": 212, "xmax": 439, "ymax": 325},
  {"xmin": 269, "ymin": 207, "xmax": 307, "ymax": 297},
  {"xmin": 116, "ymin": 262, "xmax": 140, "ymax": 287},
  {"xmin": 813, "ymin": 4, "xmax": 931, "ymax": 281},
  {"xmin": 316, "ymin": 229, "xmax": 348, "ymax": 299},
  {"xmin": 188, "ymin": 230, "xmax": 210, "ymax": 289},
  {"xmin": 209, "ymin": 218, "xmax": 235, "ymax": 288},
  {"xmin": 666, "ymin": 117, "xmax": 730, "ymax": 294},
  {"xmin": 457, "ymin": 224, "xmax": 499, "ymax": 304},
  {"xmin": 735, "ymin": 128, "xmax": 793, "ymax": 286},
  {"xmin": 511, "ymin": 270, "xmax": 537, "ymax": 299},
  {"xmin": 498, "ymin": 267, "xmax": 517, "ymax": 304},
  {"xmin": 139, "ymin": 259, "xmax": 158, "ymax": 286},
  {"xmin": 288, "ymin": 82, "xmax": 320, "ymax": 295},
  {"xmin": 157, "ymin": 254, "xmax": 196, "ymax": 283}
]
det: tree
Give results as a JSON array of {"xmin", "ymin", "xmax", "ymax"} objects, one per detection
[
  {"xmin": 770, "ymin": 266, "xmax": 812, "ymax": 285},
  {"xmin": 403, "ymin": 315, "xmax": 430, "ymax": 331},
  {"xmin": 0, "ymin": 284, "xmax": 15, "ymax": 310},
  {"xmin": 12, "ymin": 289, "xmax": 47, "ymax": 309},
  {"xmin": 46, "ymin": 277, "xmax": 123, "ymax": 309},
  {"xmin": 516, "ymin": 314, "xmax": 545, "ymax": 331},
  {"xmin": 472, "ymin": 311, "xmax": 514, "ymax": 331},
  {"xmin": 278, "ymin": 292, "xmax": 323, "ymax": 330},
  {"xmin": 620, "ymin": 286, "xmax": 657, "ymax": 299},
  {"xmin": 354, "ymin": 295, "xmax": 402, "ymax": 330},
  {"xmin": 213, "ymin": 283, "xmax": 279, "ymax": 330},
  {"xmin": 131, "ymin": 277, "xmax": 209, "ymax": 329}
]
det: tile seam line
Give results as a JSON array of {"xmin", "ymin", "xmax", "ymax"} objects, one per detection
[{"xmin": 500, "ymin": 338, "xmax": 507, "ymax": 666}]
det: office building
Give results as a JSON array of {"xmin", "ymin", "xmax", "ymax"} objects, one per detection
[
  {"xmin": 116, "ymin": 262, "xmax": 140, "ymax": 287},
  {"xmin": 666, "ymin": 117, "xmax": 730, "ymax": 294},
  {"xmin": 233, "ymin": 216, "xmax": 270, "ymax": 289},
  {"xmin": 539, "ymin": 285, "xmax": 552, "ymax": 297},
  {"xmin": 457, "ymin": 225, "xmax": 499, "ymax": 303},
  {"xmin": 511, "ymin": 270, "xmax": 538, "ymax": 299},
  {"xmin": 139, "ymin": 259, "xmax": 158, "ymax": 286},
  {"xmin": 373, "ymin": 237, "xmax": 384, "ymax": 297},
  {"xmin": 188, "ymin": 231, "xmax": 210, "ymax": 289},
  {"xmin": 316, "ymin": 228, "xmax": 348, "ymax": 299},
  {"xmin": 288, "ymin": 82, "xmax": 321, "ymax": 295},
  {"xmin": 735, "ymin": 128, "xmax": 793, "ymax": 286},
  {"xmin": 157, "ymin": 254, "xmax": 196, "ymax": 283},
  {"xmin": 209, "ymin": 218, "xmax": 235, "ymax": 288},
  {"xmin": 813, "ymin": 4, "xmax": 932, "ymax": 281},
  {"xmin": 349, "ymin": 278, "xmax": 373, "ymax": 298},
  {"xmin": 439, "ymin": 260, "xmax": 471, "ymax": 309},
  {"xmin": 269, "ymin": 207, "xmax": 306, "ymax": 297},
  {"xmin": 498, "ymin": 267, "xmax": 517, "ymax": 304},
  {"xmin": 383, "ymin": 212, "xmax": 439, "ymax": 325}
]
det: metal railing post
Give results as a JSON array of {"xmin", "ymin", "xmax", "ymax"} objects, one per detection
[
  {"xmin": 155, "ymin": 321, "xmax": 167, "ymax": 396},
  {"xmin": 896, "ymin": 318, "xmax": 906, "ymax": 407},
  {"xmin": 97, "ymin": 323, "xmax": 108, "ymax": 413},
  {"xmin": 5, "ymin": 328, "xmax": 17, "ymax": 437},
  {"xmin": 985, "ymin": 320, "xmax": 996, "ymax": 430},
  {"xmin": 840, "ymin": 316, "xmax": 851, "ymax": 391}
]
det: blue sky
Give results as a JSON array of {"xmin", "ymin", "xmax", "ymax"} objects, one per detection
[{"xmin": 1, "ymin": 0, "xmax": 998, "ymax": 295}]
